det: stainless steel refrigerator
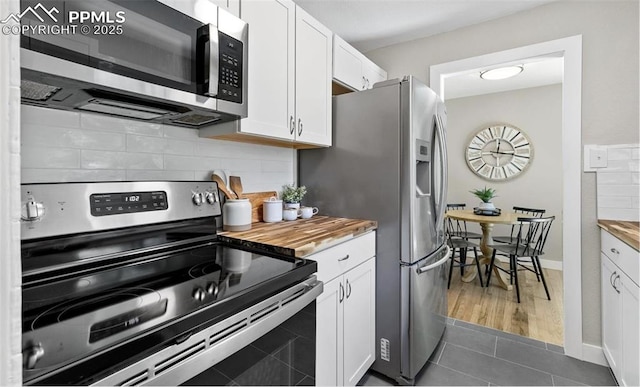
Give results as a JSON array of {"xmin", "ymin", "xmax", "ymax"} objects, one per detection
[{"xmin": 299, "ymin": 76, "xmax": 449, "ymax": 385}]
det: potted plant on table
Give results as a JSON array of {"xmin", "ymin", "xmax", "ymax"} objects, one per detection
[
  {"xmin": 281, "ymin": 184, "xmax": 307, "ymax": 210},
  {"xmin": 470, "ymin": 186, "xmax": 497, "ymax": 211}
]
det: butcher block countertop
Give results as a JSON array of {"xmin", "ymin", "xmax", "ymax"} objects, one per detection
[
  {"xmin": 218, "ymin": 216, "xmax": 377, "ymax": 258},
  {"xmin": 598, "ymin": 220, "xmax": 640, "ymax": 251}
]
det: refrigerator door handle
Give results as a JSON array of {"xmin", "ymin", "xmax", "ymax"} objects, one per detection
[
  {"xmin": 417, "ymin": 245, "xmax": 451, "ymax": 274},
  {"xmin": 433, "ymin": 113, "xmax": 448, "ymax": 231}
]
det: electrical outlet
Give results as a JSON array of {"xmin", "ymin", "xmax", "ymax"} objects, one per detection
[{"xmin": 584, "ymin": 145, "xmax": 608, "ymax": 172}]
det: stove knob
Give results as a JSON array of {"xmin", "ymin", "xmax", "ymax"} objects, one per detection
[
  {"xmin": 192, "ymin": 287, "xmax": 206, "ymax": 302},
  {"xmin": 24, "ymin": 343, "xmax": 45, "ymax": 369},
  {"xmin": 21, "ymin": 199, "xmax": 45, "ymax": 221},
  {"xmin": 204, "ymin": 191, "xmax": 217, "ymax": 204},
  {"xmin": 206, "ymin": 282, "xmax": 219, "ymax": 297},
  {"xmin": 192, "ymin": 192, "xmax": 203, "ymax": 206}
]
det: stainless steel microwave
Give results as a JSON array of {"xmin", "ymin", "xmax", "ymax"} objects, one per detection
[{"xmin": 19, "ymin": 0, "xmax": 247, "ymax": 127}]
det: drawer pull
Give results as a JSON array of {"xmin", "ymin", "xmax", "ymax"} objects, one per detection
[
  {"xmin": 338, "ymin": 254, "xmax": 350, "ymax": 262},
  {"xmin": 610, "ymin": 248, "xmax": 620, "ymax": 255}
]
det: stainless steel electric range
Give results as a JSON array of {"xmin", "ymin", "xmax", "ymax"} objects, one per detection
[{"xmin": 20, "ymin": 181, "xmax": 321, "ymax": 386}]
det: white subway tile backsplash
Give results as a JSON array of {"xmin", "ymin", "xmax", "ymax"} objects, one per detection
[
  {"xmin": 21, "ymin": 105, "xmax": 80, "ymax": 128},
  {"xmin": 597, "ymin": 172, "xmax": 632, "ymax": 185},
  {"xmin": 126, "ymin": 135, "xmax": 166, "ymax": 153},
  {"xmin": 21, "ymin": 107, "xmax": 295, "ymax": 189},
  {"xmin": 81, "ymin": 114, "xmax": 163, "ymax": 136},
  {"xmin": 596, "ymin": 144, "xmax": 640, "ymax": 221},
  {"xmin": 163, "ymin": 125, "xmax": 199, "ymax": 140},
  {"xmin": 23, "ymin": 124, "xmax": 126, "ymax": 151},
  {"xmin": 22, "ymin": 146, "xmax": 80, "ymax": 168},
  {"xmin": 164, "ymin": 139, "xmax": 196, "ymax": 155},
  {"xmin": 598, "ymin": 208, "xmax": 639, "ymax": 222},
  {"xmin": 597, "ymin": 185, "xmax": 639, "ymax": 197},
  {"xmin": 126, "ymin": 170, "xmax": 195, "ymax": 181},
  {"xmin": 598, "ymin": 196, "xmax": 632, "ymax": 208},
  {"xmin": 21, "ymin": 168, "xmax": 126, "ymax": 182},
  {"xmin": 165, "ymin": 154, "xmax": 220, "ymax": 171},
  {"xmin": 607, "ymin": 147, "xmax": 632, "ymax": 161}
]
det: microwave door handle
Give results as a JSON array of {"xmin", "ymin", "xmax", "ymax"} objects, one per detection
[{"xmin": 207, "ymin": 24, "xmax": 219, "ymax": 97}]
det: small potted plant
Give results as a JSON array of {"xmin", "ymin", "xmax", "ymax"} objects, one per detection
[
  {"xmin": 281, "ymin": 184, "xmax": 307, "ymax": 210},
  {"xmin": 470, "ymin": 186, "xmax": 497, "ymax": 210}
]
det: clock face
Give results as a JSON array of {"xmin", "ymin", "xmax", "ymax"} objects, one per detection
[{"xmin": 466, "ymin": 125, "xmax": 533, "ymax": 181}]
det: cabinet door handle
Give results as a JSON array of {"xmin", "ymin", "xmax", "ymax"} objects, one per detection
[
  {"xmin": 346, "ymin": 280, "xmax": 352, "ymax": 299},
  {"xmin": 289, "ymin": 116, "xmax": 295, "ymax": 135},
  {"xmin": 613, "ymin": 274, "xmax": 621, "ymax": 294},
  {"xmin": 610, "ymin": 271, "xmax": 617, "ymax": 288},
  {"xmin": 297, "ymin": 118, "xmax": 303, "ymax": 137},
  {"xmin": 362, "ymin": 76, "xmax": 366, "ymax": 90},
  {"xmin": 339, "ymin": 283, "xmax": 344, "ymax": 303},
  {"xmin": 338, "ymin": 254, "xmax": 350, "ymax": 262},
  {"xmin": 610, "ymin": 248, "xmax": 620, "ymax": 255}
]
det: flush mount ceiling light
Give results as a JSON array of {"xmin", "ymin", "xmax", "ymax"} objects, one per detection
[{"xmin": 479, "ymin": 65, "xmax": 524, "ymax": 80}]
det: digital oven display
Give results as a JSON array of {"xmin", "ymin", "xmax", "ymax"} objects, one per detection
[{"xmin": 90, "ymin": 191, "xmax": 168, "ymax": 216}]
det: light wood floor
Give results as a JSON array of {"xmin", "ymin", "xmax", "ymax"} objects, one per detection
[{"xmin": 447, "ymin": 260, "xmax": 564, "ymax": 346}]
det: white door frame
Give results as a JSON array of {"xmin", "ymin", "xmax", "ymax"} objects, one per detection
[{"xmin": 430, "ymin": 35, "xmax": 584, "ymax": 360}]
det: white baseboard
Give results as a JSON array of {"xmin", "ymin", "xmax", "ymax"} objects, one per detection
[{"xmin": 582, "ymin": 343, "xmax": 608, "ymax": 366}]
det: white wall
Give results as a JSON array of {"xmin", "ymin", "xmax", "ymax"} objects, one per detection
[
  {"xmin": 446, "ymin": 84, "xmax": 563, "ymax": 263},
  {"xmin": 366, "ymin": 0, "xmax": 639, "ymax": 349},
  {"xmin": 21, "ymin": 106, "xmax": 295, "ymax": 192}
]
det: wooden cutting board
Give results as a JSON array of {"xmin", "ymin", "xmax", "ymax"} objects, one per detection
[{"xmin": 242, "ymin": 191, "xmax": 278, "ymax": 223}]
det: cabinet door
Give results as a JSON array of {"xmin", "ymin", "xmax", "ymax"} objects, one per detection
[
  {"xmin": 621, "ymin": 277, "xmax": 639, "ymax": 387},
  {"xmin": 602, "ymin": 255, "xmax": 622, "ymax": 375},
  {"xmin": 294, "ymin": 7, "xmax": 332, "ymax": 147},
  {"xmin": 343, "ymin": 258, "xmax": 376, "ymax": 386},
  {"xmin": 209, "ymin": 0, "xmax": 239, "ymax": 17},
  {"xmin": 240, "ymin": 0, "xmax": 295, "ymax": 141},
  {"xmin": 316, "ymin": 277, "xmax": 344, "ymax": 386},
  {"xmin": 363, "ymin": 60, "xmax": 387, "ymax": 89},
  {"xmin": 333, "ymin": 35, "xmax": 364, "ymax": 91}
]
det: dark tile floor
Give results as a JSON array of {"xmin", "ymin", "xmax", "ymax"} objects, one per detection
[{"xmin": 358, "ymin": 318, "xmax": 616, "ymax": 386}]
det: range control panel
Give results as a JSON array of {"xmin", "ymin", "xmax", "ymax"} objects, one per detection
[
  {"xmin": 90, "ymin": 191, "xmax": 168, "ymax": 217},
  {"xmin": 21, "ymin": 181, "xmax": 222, "ymax": 240}
]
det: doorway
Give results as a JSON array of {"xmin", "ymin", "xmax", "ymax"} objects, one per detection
[{"xmin": 430, "ymin": 35, "xmax": 583, "ymax": 360}]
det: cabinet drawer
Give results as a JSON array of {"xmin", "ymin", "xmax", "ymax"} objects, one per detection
[
  {"xmin": 312, "ymin": 231, "xmax": 376, "ymax": 283},
  {"xmin": 602, "ymin": 230, "xmax": 639, "ymax": 286}
]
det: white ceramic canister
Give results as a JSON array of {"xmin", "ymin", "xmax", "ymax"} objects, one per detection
[
  {"xmin": 223, "ymin": 199, "xmax": 252, "ymax": 231},
  {"xmin": 262, "ymin": 197, "xmax": 283, "ymax": 223}
]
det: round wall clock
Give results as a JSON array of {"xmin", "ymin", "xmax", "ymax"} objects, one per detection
[{"xmin": 465, "ymin": 124, "xmax": 533, "ymax": 181}]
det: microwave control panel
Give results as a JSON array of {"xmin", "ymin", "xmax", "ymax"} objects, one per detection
[{"xmin": 218, "ymin": 32, "xmax": 243, "ymax": 104}]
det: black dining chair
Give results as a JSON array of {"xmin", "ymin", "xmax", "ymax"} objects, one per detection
[
  {"xmin": 446, "ymin": 216, "xmax": 484, "ymax": 289},
  {"xmin": 486, "ymin": 216, "xmax": 555, "ymax": 303},
  {"xmin": 445, "ymin": 204, "xmax": 482, "ymax": 241},
  {"xmin": 493, "ymin": 206, "xmax": 546, "ymax": 244}
]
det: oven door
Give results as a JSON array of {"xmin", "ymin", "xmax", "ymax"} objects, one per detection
[{"xmin": 92, "ymin": 277, "xmax": 322, "ymax": 386}]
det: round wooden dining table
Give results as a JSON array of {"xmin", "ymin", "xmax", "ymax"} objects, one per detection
[{"xmin": 445, "ymin": 209, "xmax": 524, "ymax": 290}]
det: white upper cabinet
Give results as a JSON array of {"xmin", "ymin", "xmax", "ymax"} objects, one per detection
[
  {"xmin": 201, "ymin": 0, "xmax": 332, "ymax": 148},
  {"xmin": 294, "ymin": 7, "xmax": 333, "ymax": 147},
  {"xmin": 238, "ymin": 0, "xmax": 295, "ymax": 142},
  {"xmin": 210, "ymin": 0, "xmax": 240, "ymax": 17},
  {"xmin": 333, "ymin": 34, "xmax": 387, "ymax": 91}
]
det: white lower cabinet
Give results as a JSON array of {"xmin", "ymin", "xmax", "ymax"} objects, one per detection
[
  {"xmin": 313, "ymin": 232, "xmax": 376, "ymax": 386},
  {"xmin": 600, "ymin": 229, "xmax": 639, "ymax": 387}
]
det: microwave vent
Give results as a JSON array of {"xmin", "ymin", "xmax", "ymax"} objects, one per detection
[
  {"xmin": 21, "ymin": 80, "xmax": 61, "ymax": 101},
  {"xmin": 171, "ymin": 114, "xmax": 221, "ymax": 126},
  {"xmin": 77, "ymin": 99, "xmax": 173, "ymax": 120}
]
